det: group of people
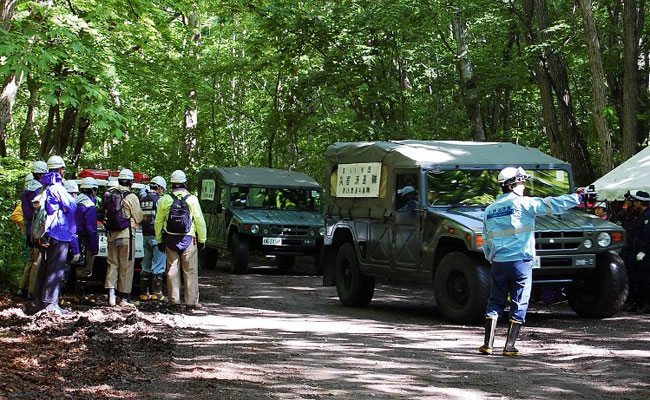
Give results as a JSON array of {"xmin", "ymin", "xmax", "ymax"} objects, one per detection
[
  {"xmin": 11, "ymin": 156, "xmax": 207, "ymax": 315},
  {"xmin": 608, "ymin": 190, "xmax": 650, "ymax": 313}
]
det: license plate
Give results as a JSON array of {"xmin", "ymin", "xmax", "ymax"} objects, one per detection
[
  {"xmin": 263, "ymin": 237, "xmax": 282, "ymax": 246},
  {"xmin": 533, "ymin": 256, "xmax": 541, "ymax": 269}
]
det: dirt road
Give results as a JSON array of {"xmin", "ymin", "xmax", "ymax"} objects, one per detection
[{"xmin": 1, "ymin": 256, "xmax": 649, "ymax": 399}]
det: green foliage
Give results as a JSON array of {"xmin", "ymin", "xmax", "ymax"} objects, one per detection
[{"xmin": 0, "ymin": 158, "xmax": 30, "ymax": 286}]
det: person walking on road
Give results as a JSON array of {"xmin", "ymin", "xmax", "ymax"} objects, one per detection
[
  {"xmin": 100, "ymin": 169, "xmax": 143, "ymax": 308},
  {"xmin": 479, "ymin": 167, "xmax": 582, "ymax": 356},
  {"xmin": 154, "ymin": 170, "xmax": 207, "ymax": 312},
  {"xmin": 139, "ymin": 176, "xmax": 167, "ymax": 302},
  {"xmin": 32, "ymin": 155, "xmax": 79, "ymax": 315}
]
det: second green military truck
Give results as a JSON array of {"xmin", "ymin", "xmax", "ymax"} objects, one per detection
[
  {"xmin": 199, "ymin": 167, "xmax": 325, "ymax": 274},
  {"xmin": 322, "ymin": 141, "xmax": 628, "ymax": 324}
]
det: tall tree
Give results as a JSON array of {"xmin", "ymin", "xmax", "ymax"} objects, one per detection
[
  {"xmin": 578, "ymin": 0, "xmax": 614, "ymax": 174},
  {"xmin": 622, "ymin": 0, "xmax": 638, "ymax": 160}
]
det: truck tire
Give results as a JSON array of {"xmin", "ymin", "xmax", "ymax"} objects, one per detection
[
  {"xmin": 231, "ymin": 233, "xmax": 249, "ymax": 274},
  {"xmin": 334, "ymin": 242, "xmax": 375, "ymax": 307},
  {"xmin": 200, "ymin": 246, "xmax": 219, "ymax": 270},
  {"xmin": 276, "ymin": 255, "xmax": 295, "ymax": 272},
  {"xmin": 434, "ymin": 252, "xmax": 490, "ymax": 324},
  {"xmin": 567, "ymin": 252, "xmax": 628, "ymax": 318}
]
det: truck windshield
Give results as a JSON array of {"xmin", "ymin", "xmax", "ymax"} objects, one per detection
[
  {"xmin": 230, "ymin": 187, "xmax": 322, "ymax": 211},
  {"xmin": 426, "ymin": 169, "xmax": 571, "ymax": 206}
]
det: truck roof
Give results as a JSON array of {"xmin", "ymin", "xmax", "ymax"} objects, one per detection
[
  {"xmin": 202, "ymin": 167, "xmax": 322, "ymax": 189},
  {"xmin": 326, "ymin": 140, "xmax": 570, "ymax": 170}
]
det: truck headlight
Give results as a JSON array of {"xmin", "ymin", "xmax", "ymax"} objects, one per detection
[
  {"xmin": 318, "ymin": 227, "xmax": 326, "ymax": 236},
  {"xmin": 251, "ymin": 224, "xmax": 260, "ymax": 234},
  {"xmin": 583, "ymin": 239, "xmax": 593, "ymax": 249},
  {"xmin": 597, "ymin": 232, "xmax": 611, "ymax": 247}
]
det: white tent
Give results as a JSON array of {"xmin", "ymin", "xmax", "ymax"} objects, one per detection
[{"xmin": 592, "ymin": 146, "xmax": 650, "ymax": 200}]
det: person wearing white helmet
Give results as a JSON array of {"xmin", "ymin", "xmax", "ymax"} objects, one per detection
[
  {"xmin": 138, "ymin": 176, "xmax": 167, "ymax": 302},
  {"xmin": 155, "ymin": 170, "xmax": 206, "ymax": 312},
  {"xmin": 16, "ymin": 165, "xmax": 46, "ymax": 299},
  {"xmin": 99, "ymin": 168, "xmax": 143, "ymax": 308},
  {"xmin": 72, "ymin": 177, "xmax": 100, "ymax": 304},
  {"xmin": 479, "ymin": 166, "xmax": 583, "ymax": 356},
  {"xmin": 32, "ymin": 156, "xmax": 79, "ymax": 315}
]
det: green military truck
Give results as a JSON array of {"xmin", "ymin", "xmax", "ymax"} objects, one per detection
[
  {"xmin": 322, "ymin": 141, "xmax": 628, "ymax": 324},
  {"xmin": 198, "ymin": 167, "xmax": 325, "ymax": 274}
]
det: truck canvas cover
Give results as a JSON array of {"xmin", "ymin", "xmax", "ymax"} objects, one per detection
[
  {"xmin": 202, "ymin": 167, "xmax": 321, "ymax": 189},
  {"xmin": 325, "ymin": 140, "xmax": 570, "ymax": 170}
]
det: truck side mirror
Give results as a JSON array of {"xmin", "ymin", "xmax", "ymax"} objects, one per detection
[{"xmin": 217, "ymin": 203, "xmax": 223, "ymax": 213}]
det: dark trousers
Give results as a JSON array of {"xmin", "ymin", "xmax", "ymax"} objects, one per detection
[
  {"xmin": 34, "ymin": 238, "xmax": 69, "ymax": 307},
  {"xmin": 485, "ymin": 260, "xmax": 533, "ymax": 323}
]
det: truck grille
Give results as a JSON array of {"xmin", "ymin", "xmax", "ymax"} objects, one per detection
[
  {"xmin": 268, "ymin": 225, "xmax": 311, "ymax": 237},
  {"xmin": 535, "ymin": 231, "xmax": 583, "ymax": 251}
]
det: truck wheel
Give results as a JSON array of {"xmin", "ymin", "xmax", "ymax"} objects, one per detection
[
  {"xmin": 231, "ymin": 233, "xmax": 249, "ymax": 274},
  {"xmin": 434, "ymin": 252, "xmax": 490, "ymax": 324},
  {"xmin": 567, "ymin": 252, "xmax": 628, "ymax": 318},
  {"xmin": 200, "ymin": 246, "xmax": 219, "ymax": 270},
  {"xmin": 334, "ymin": 242, "xmax": 375, "ymax": 307},
  {"xmin": 276, "ymin": 255, "xmax": 295, "ymax": 272}
]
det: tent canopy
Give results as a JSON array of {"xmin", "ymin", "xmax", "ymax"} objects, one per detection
[{"xmin": 592, "ymin": 146, "xmax": 650, "ymax": 200}]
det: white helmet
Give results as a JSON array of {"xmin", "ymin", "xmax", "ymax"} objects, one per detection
[
  {"xmin": 150, "ymin": 176, "xmax": 167, "ymax": 190},
  {"xmin": 118, "ymin": 168, "xmax": 135, "ymax": 180},
  {"xmin": 170, "ymin": 170, "xmax": 187, "ymax": 184},
  {"xmin": 498, "ymin": 166, "xmax": 531, "ymax": 186},
  {"xmin": 32, "ymin": 161, "xmax": 48, "ymax": 174},
  {"xmin": 64, "ymin": 180, "xmax": 79, "ymax": 194},
  {"xmin": 25, "ymin": 172, "xmax": 34, "ymax": 182},
  {"xmin": 80, "ymin": 177, "xmax": 98, "ymax": 189},
  {"xmin": 47, "ymin": 155, "xmax": 66, "ymax": 170}
]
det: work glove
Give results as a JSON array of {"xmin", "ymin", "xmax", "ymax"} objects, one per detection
[
  {"xmin": 637, "ymin": 252, "xmax": 645, "ymax": 262},
  {"xmin": 157, "ymin": 243, "xmax": 166, "ymax": 253},
  {"xmin": 198, "ymin": 242, "xmax": 206, "ymax": 250},
  {"xmin": 71, "ymin": 253, "xmax": 81, "ymax": 264}
]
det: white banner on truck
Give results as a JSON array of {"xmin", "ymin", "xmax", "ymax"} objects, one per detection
[
  {"xmin": 336, "ymin": 162, "xmax": 382, "ymax": 198},
  {"xmin": 201, "ymin": 179, "xmax": 216, "ymax": 201}
]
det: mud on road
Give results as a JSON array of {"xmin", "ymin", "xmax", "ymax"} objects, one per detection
[{"xmin": 1, "ymin": 256, "xmax": 649, "ymax": 399}]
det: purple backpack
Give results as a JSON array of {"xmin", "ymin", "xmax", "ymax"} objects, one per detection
[{"xmin": 101, "ymin": 188, "xmax": 131, "ymax": 231}]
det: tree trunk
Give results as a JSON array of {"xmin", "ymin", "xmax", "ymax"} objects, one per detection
[
  {"xmin": 578, "ymin": 0, "xmax": 614, "ymax": 175},
  {"xmin": 19, "ymin": 73, "xmax": 38, "ymax": 159},
  {"xmin": 57, "ymin": 107, "xmax": 78, "ymax": 155},
  {"xmin": 0, "ymin": 70, "xmax": 24, "ymax": 156},
  {"xmin": 39, "ymin": 104, "xmax": 59, "ymax": 158},
  {"xmin": 451, "ymin": 10, "xmax": 486, "ymax": 141},
  {"xmin": 622, "ymin": 0, "xmax": 638, "ymax": 160},
  {"xmin": 70, "ymin": 118, "xmax": 90, "ymax": 168}
]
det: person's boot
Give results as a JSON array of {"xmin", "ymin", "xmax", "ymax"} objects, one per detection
[
  {"xmin": 503, "ymin": 320, "xmax": 523, "ymax": 356},
  {"xmin": 139, "ymin": 273, "xmax": 152, "ymax": 301},
  {"xmin": 150, "ymin": 274, "xmax": 166, "ymax": 301},
  {"xmin": 108, "ymin": 288, "xmax": 116, "ymax": 306},
  {"xmin": 118, "ymin": 292, "xmax": 137, "ymax": 309},
  {"xmin": 478, "ymin": 317, "xmax": 497, "ymax": 354},
  {"xmin": 45, "ymin": 302, "xmax": 69, "ymax": 315}
]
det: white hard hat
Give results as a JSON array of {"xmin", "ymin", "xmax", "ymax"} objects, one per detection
[
  {"xmin": 118, "ymin": 168, "xmax": 135, "ymax": 180},
  {"xmin": 47, "ymin": 155, "xmax": 66, "ymax": 170},
  {"xmin": 170, "ymin": 170, "xmax": 187, "ymax": 184},
  {"xmin": 64, "ymin": 180, "xmax": 79, "ymax": 194},
  {"xmin": 150, "ymin": 176, "xmax": 167, "ymax": 190},
  {"xmin": 25, "ymin": 172, "xmax": 34, "ymax": 182},
  {"xmin": 498, "ymin": 166, "xmax": 531, "ymax": 186},
  {"xmin": 80, "ymin": 177, "xmax": 98, "ymax": 189},
  {"xmin": 32, "ymin": 161, "xmax": 48, "ymax": 174},
  {"xmin": 25, "ymin": 180, "xmax": 42, "ymax": 191},
  {"xmin": 398, "ymin": 185, "xmax": 417, "ymax": 195}
]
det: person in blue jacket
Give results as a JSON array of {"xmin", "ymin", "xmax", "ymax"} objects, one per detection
[
  {"xmin": 72, "ymin": 177, "xmax": 100, "ymax": 304},
  {"xmin": 479, "ymin": 166, "xmax": 582, "ymax": 356},
  {"xmin": 32, "ymin": 155, "xmax": 80, "ymax": 315}
]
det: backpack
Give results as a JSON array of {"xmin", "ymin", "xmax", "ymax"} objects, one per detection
[
  {"xmin": 166, "ymin": 194, "xmax": 192, "ymax": 234},
  {"xmin": 101, "ymin": 188, "xmax": 131, "ymax": 231},
  {"xmin": 31, "ymin": 188, "xmax": 49, "ymax": 240}
]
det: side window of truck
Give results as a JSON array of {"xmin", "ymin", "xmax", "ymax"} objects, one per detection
[{"xmin": 395, "ymin": 175, "xmax": 419, "ymax": 212}]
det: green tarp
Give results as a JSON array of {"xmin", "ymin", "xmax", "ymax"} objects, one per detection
[{"xmin": 202, "ymin": 167, "xmax": 321, "ymax": 189}]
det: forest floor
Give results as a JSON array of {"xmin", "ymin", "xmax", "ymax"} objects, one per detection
[{"xmin": 1, "ymin": 256, "xmax": 649, "ymax": 400}]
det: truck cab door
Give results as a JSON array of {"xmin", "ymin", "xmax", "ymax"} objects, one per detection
[
  {"xmin": 215, "ymin": 185, "xmax": 229, "ymax": 247},
  {"xmin": 392, "ymin": 171, "xmax": 422, "ymax": 272}
]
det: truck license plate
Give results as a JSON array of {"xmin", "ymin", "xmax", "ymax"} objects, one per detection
[{"xmin": 263, "ymin": 237, "xmax": 282, "ymax": 246}]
